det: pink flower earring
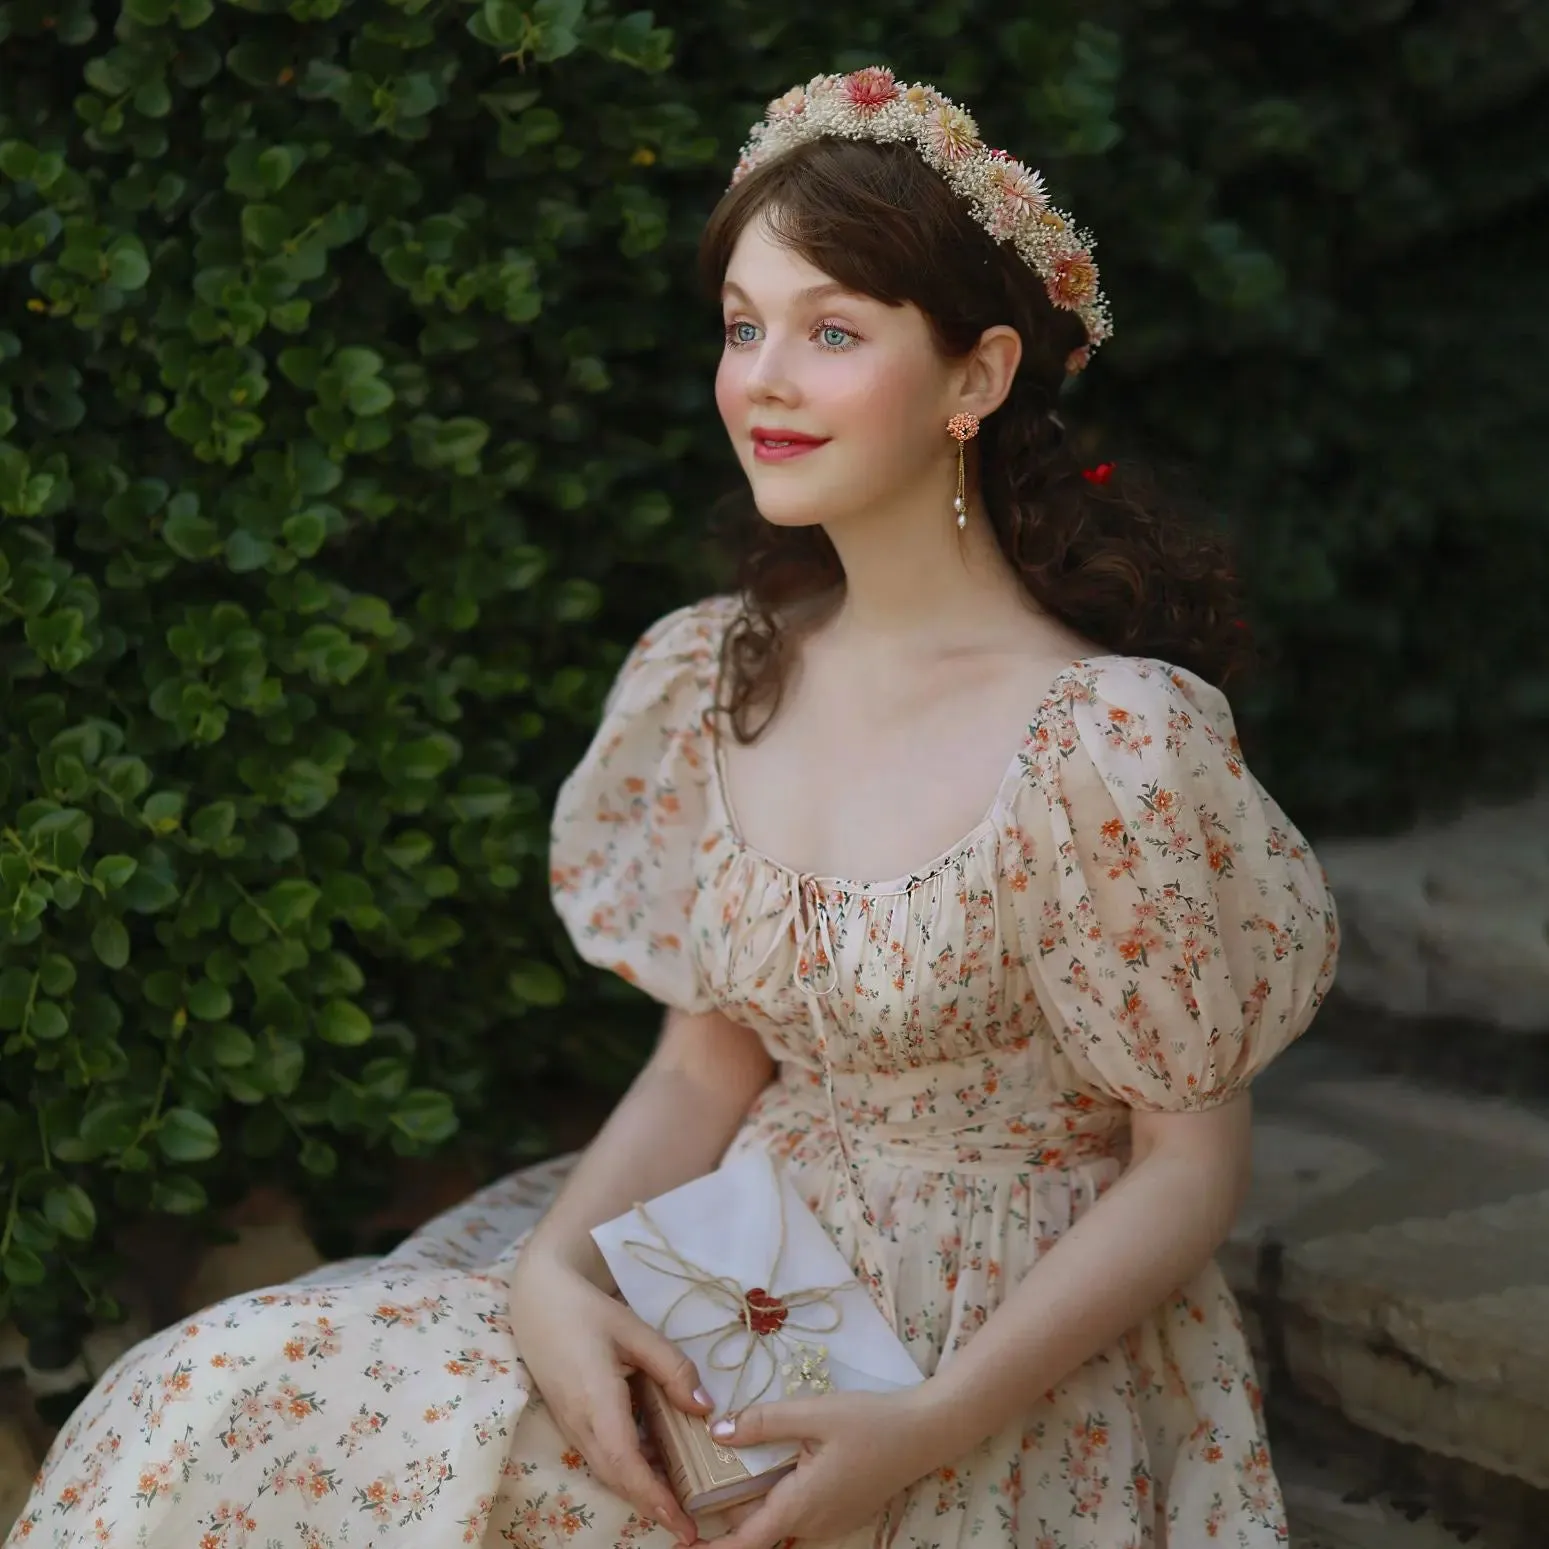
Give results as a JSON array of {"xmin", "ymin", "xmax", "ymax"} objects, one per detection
[{"xmin": 946, "ymin": 412, "xmax": 980, "ymax": 530}]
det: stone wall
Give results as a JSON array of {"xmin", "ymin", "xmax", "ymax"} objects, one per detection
[{"xmin": 1317, "ymin": 796, "xmax": 1549, "ymax": 1032}]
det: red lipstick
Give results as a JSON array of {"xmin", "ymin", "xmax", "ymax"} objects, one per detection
[{"xmin": 751, "ymin": 426, "xmax": 830, "ymax": 463}]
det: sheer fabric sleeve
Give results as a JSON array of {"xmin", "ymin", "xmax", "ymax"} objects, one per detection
[
  {"xmin": 548, "ymin": 599, "xmax": 729, "ymax": 1014},
  {"xmin": 1010, "ymin": 659, "xmax": 1339, "ymax": 1110}
]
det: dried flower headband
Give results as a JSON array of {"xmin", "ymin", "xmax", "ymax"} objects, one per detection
[{"xmin": 730, "ymin": 67, "xmax": 1113, "ymax": 376}]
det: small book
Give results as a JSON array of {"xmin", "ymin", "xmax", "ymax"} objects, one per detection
[{"xmin": 633, "ymin": 1371, "xmax": 797, "ymax": 1516}]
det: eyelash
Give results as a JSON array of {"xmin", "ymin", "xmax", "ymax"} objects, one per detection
[{"xmin": 722, "ymin": 319, "xmax": 860, "ymax": 353}]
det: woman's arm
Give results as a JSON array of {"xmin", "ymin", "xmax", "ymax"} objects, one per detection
[
  {"xmin": 918, "ymin": 1095, "xmax": 1254, "ymax": 1453},
  {"xmin": 513, "ymin": 1005, "xmax": 776, "ymax": 1291},
  {"xmin": 507, "ymin": 1010, "xmax": 773, "ymax": 1544}
]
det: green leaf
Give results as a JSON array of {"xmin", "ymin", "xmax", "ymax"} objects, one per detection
[
  {"xmin": 10, "ymin": 1211, "xmax": 55, "ymax": 1253},
  {"xmin": 346, "ymin": 377, "xmax": 395, "ymax": 417},
  {"xmin": 281, "ymin": 507, "xmax": 328, "ymax": 556},
  {"xmin": 106, "ymin": 237, "xmax": 152, "ymax": 291},
  {"xmin": 206, "ymin": 1023, "xmax": 255, "ymax": 1066},
  {"xmin": 79, "ymin": 1098, "xmax": 141, "ymax": 1153},
  {"xmin": 102, "ymin": 757, "xmax": 152, "ymax": 803},
  {"xmin": 240, "ymin": 202, "xmax": 288, "ymax": 253},
  {"xmin": 225, "ymin": 530, "xmax": 274, "ymax": 573},
  {"xmin": 391, "ymin": 735, "xmax": 458, "ymax": 782},
  {"xmin": 43, "ymin": 1183, "xmax": 97, "ymax": 1241},
  {"xmin": 152, "ymin": 1174, "xmax": 208, "ymax": 1214},
  {"xmin": 481, "ymin": 0, "xmax": 527, "ymax": 45},
  {"xmin": 332, "ymin": 347, "xmax": 383, "ymax": 382},
  {"xmin": 434, "ymin": 417, "xmax": 490, "ymax": 463},
  {"xmin": 298, "ymin": 1137, "xmax": 337, "ymax": 1175},
  {"xmin": 508, "ymin": 960, "xmax": 565, "ymax": 1006},
  {"xmin": 30, "ymin": 1001, "xmax": 69, "ymax": 1041},
  {"xmin": 3, "ymin": 1246, "xmax": 45, "ymax": 1287},
  {"xmin": 0, "ymin": 142, "xmax": 38, "ymax": 182},
  {"xmin": 163, "ymin": 505, "xmax": 221, "ymax": 559},
  {"xmin": 263, "ymin": 879, "xmax": 320, "ymax": 928},
  {"xmin": 229, "ymin": 903, "xmax": 267, "ymax": 945},
  {"xmin": 143, "ymin": 791, "xmax": 185, "ymax": 831},
  {"xmin": 316, "ymin": 998, "xmax": 372, "ymax": 1045},
  {"xmin": 0, "ymin": 968, "xmax": 31, "ymax": 1030},
  {"xmin": 38, "ymin": 953, "xmax": 76, "ymax": 997},
  {"xmin": 157, "ymin": 1107, "xmax": 220, "ymax": 1162},
  {"xmin": 91, "ymin": 916, "xmax": 130, "ymax": 969},
  {"xmin": 93, "ymin": 854, "xmax": 139, "ymax": 890},
  {"xmin": 391, "ymin": 1088, "xmax": 458, "ymax": 1144},
  {"xmin": 278, "ymin": 347, "xmax": 325, "ymax": 389},
  {"xmin": 134, "ymin": 77, "xmax": 173, "ymax": 118},
  {"xmin": 191, "ymin": 801, "xmax": 236, "ymax": 844},
  {"xmin": 258, "ymin": 145, "xmax": 299, "ymax": 191},
  {"xmin": 186, "ymin": 979, "xmax": 232, "ymax": 1021},
  {"xmin": 269, "ymin": 299, "xmax": 311, "ymax": 334}
]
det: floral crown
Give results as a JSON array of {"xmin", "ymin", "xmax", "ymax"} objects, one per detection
[{"xmin": 729, "ymin": 67, "xmax": 1113, "ymax": 376}]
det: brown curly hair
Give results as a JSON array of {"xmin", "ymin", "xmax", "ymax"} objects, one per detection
[{"xmin": 698, "ymin": 137, "xmax": 1253, "ymax": 743}]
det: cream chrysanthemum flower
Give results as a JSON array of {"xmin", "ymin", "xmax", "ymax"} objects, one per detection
[
  {"xmin": 926, "ymin": 105, "xmax": 980, "ymax": 163},
  {"xmin": 767, "ymin": 86, "xmax": 807, "ymax": 120},
  {"xmin": 990, "ymin": 160, "xmax": 1047, "ymax": 215}
]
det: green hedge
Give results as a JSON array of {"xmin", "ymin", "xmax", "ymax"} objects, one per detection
[
  {"xmin": 0, "ymin": 0, "xmax": 722, "ymax": 1361},
  {"xmin": 1, "ymin": 0, "xmax": 1546, "ymax": 1365}
]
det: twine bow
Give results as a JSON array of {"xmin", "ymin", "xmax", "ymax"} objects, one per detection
[{"xmin": 622, "ymin": 1174, "xmax": 851, "ymax": 1415}]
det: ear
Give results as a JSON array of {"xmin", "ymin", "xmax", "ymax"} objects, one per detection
[{"xmin": 956, "ymin": 324, "xmax": 1022, "ymax": 421}]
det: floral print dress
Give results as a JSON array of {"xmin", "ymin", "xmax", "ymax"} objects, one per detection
[{"xmin": 9, "ymin": 595, "xmax": 1339, "ymax": 1549}]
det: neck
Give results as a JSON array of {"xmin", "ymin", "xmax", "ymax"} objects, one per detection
[{"xmin": 818, "ymin": 487, "xmax": 1032, "ymax": 650}]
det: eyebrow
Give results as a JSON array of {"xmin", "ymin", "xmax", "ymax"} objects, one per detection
[{"xmin": 720, "ymin": 280, "xmax": 866, "ymax": 307}]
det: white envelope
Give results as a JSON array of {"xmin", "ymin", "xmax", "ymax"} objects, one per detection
[{"xmin": 592, "ymin": 1150, "xmax": 923, "ymax": 1477}]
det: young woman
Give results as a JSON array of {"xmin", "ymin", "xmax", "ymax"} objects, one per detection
[{"xmin": 8, "ymin": 70, "xmax": 1338, "ymax": 1549}]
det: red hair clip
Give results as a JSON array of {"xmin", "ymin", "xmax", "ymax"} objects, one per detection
[{"xmin": 1081, "ymin": 462, "xmax": 1115, "ymax": 485}]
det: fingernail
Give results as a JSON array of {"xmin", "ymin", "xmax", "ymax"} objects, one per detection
[
  {"xmin": 692, "ymin": 1386, "xmax": 713, "ymax": 1408},
  {"xmin": 710, "ymin": 1417, "xmax": 735, "ymax": 1440}
]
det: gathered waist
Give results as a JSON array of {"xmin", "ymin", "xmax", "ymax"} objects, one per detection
[{"xmin": 759, "ymin": 1054, "xmax": 1127, "ymax": 1178}]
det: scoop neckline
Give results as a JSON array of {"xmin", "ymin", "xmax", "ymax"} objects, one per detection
[{"xmin": 702, "ymin": 600, "xmax": 1116, "ymax": 897}]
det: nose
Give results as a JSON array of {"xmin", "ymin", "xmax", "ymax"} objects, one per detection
[{"xmin": 742, "ymin": 332, "xmax": 798, "ymax": 405}]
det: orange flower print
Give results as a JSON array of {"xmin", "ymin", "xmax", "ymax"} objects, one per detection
[
  {"xmin": 1116, "ymin": 919, "xmax": 1163, "ymax": 966},
  {"xmin": 458, "ymin": 1493, "xmax": 496, "ymax": 1544},
  {"xmin": 1062, "ymin": 1414, "xmax": 1113, "ymax": 1518},
  {"xmin": 1204, "ymin": 1488, "xmax": 1228, "ymax": 1537}
]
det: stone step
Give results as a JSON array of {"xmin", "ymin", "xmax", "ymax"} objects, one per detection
[
  {"xmin": 1282, "ymin": 1440, "xmax": 1501, "ymax": 1548},
  {"xmin": 1238, "ymin": 1025, "xmax": 1549, "ymax": 1545}
]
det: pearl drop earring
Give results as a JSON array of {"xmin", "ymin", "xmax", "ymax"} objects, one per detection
[{"xmin": 946, "ymin": 412, "xmax": 980, "ymax": 530}]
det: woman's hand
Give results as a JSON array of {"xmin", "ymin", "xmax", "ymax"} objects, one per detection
[
  {"xmin": 702, "ymin": 1387, "xmax": 949, "ymax": 1549},
  {"xmin": 508, "ymin": 1250, "xmax": 711, "ymax": 1544}
]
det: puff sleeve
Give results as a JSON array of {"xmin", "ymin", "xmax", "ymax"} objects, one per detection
[
  {"xmin": 548, "ymin": 598, "xmax": 730, "ymax": 1014},
  {"xmin": 1013, "ymin": 659, "xmax": 1339, "ymax": 1110}
]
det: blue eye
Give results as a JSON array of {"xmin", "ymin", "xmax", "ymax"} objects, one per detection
[
  {"xmin": 724, "ymin": 321, "xmax": 760, "ymax": 347},
  {"xmin": 817, "ymin": 325, "xmax": 855, "ymax": 350}
]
